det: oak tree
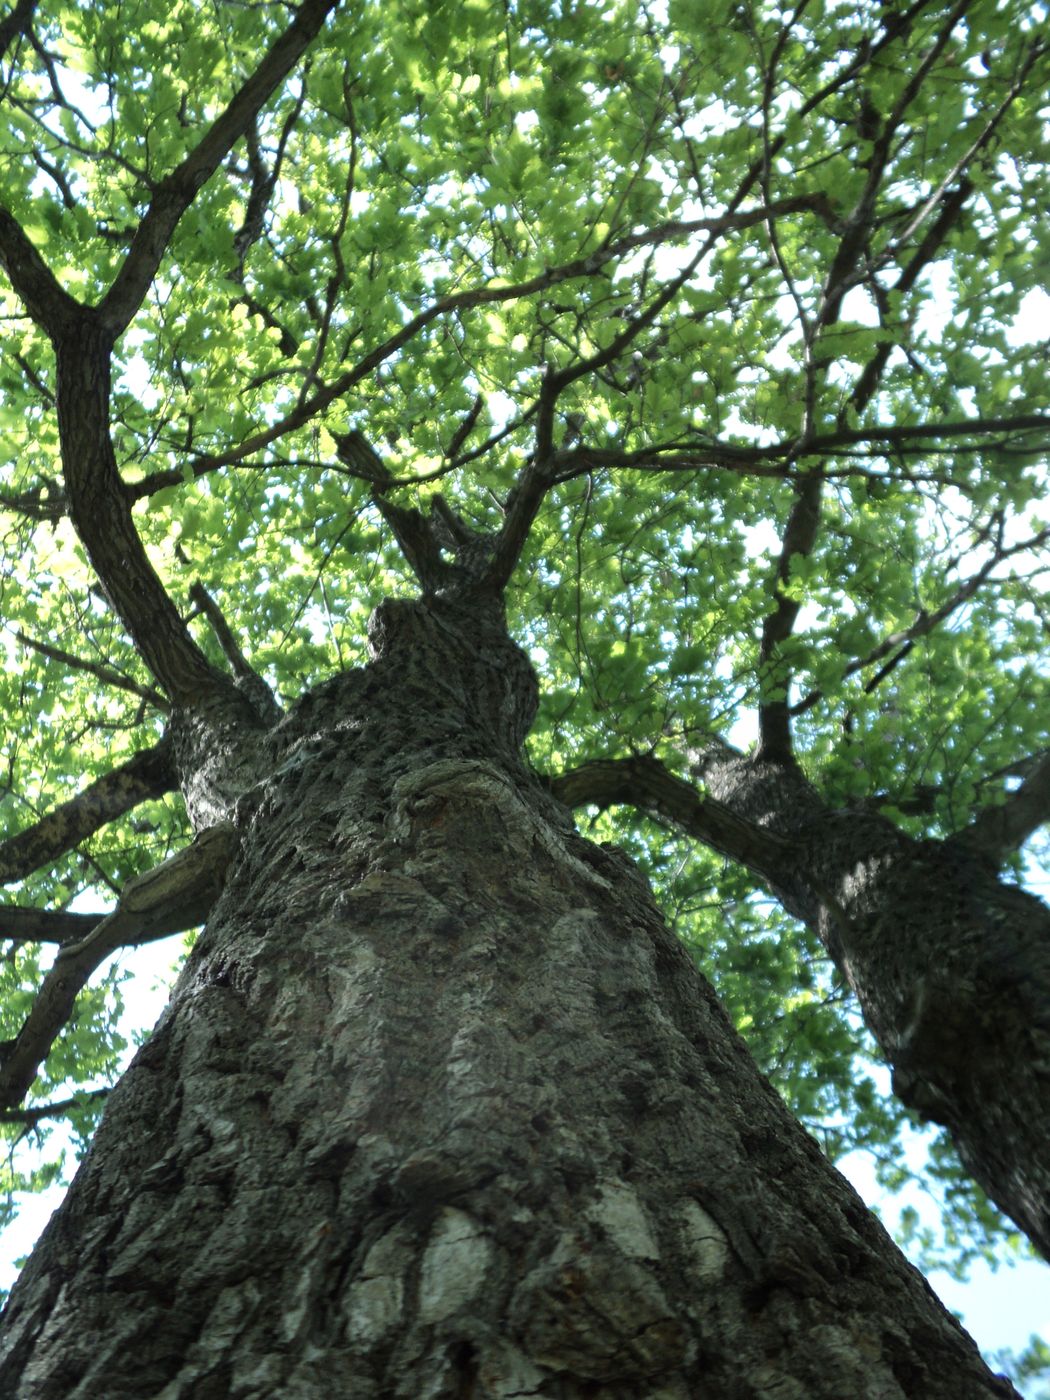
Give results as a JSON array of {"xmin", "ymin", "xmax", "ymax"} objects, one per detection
[{"xmin": 0, "ymin": 0, "xmax": 1048, "ymax": 1393}]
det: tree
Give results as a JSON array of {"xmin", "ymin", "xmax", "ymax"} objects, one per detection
[{"xmin": 0, "ymin": 0, "xmax": 1047, "ymax": 1391}]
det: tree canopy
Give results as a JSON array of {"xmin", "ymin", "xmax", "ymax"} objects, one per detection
[{"xmin": 0, "ymin": 0, "xmax": 1048, "ymax": 1375}]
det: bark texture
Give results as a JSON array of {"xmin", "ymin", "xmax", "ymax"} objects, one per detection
[
  {"xmin": 695, "ymin": 748, "xmax": 1050, "ymax": 1261},
  {"xmin": 0, "ymin": 596, "xmax": 1018, "ymax": 1399}
]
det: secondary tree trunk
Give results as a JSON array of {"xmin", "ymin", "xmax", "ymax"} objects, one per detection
[
  {"xmin": 697, "ymin": 747, "xmax": 1050, "ymax": 1260},
  {"xmin": 0, "ymin": 594, "xmax": 1018, "ymax": 1398}
]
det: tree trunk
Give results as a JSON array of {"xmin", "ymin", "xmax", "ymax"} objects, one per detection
[
  {"xmin": 0, "ymin": 595, "xmax": 1018, "ymax": 1398},
  {"xmin": 698, "ymin": 748, "xmax": 1050, "ymax": 1260}
]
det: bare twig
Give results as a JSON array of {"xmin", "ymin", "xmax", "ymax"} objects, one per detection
[
  {"xmin": 13, "ymin": 630, "xmax": 169, "ymax": 711},
  {"xmin": 0, "ymin": 1087, "xmax": 109, "ymax": 1127}
]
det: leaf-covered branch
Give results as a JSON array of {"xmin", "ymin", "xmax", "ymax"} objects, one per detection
[
  {"xmin": 792, "ymin": 519, "xmax": 1050, "ymax": 717},
  {"xmin": 97, "ymin": 0, "xmax": 341, "ymax": 338},
  {"xmin": 756, "ymin": 475, "xmax": 823, "ymax": 762},
  {"xmin": 124, "ymin": 194, "xmax": 837, "ymax": 506},
  {"xmin": 12, "ymin": 629, "xmax": 169, "ymax": 711}
]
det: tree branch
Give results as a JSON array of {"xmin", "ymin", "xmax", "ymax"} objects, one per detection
[
  {"xmin": 953, "ymin": 751, "xmax": 1050, "ymax": 866},
  {"xmin": 12, "ymin": 629, "xmax": 169, "ymax": 711},
  {"xmin": 547, "ymin": 753, "xmax": 793, "ymax": 883},
  {"xmin": 97, "ymin": 0, "xmax": 340, "ymax": 338},
  {"xmin": 0, "ymin": 205, "xmax": 80, "ymax": 337},
  {"xmin": 0, "ymin": 908, "xmax": 100, "ymax": 944},
  {"xmin": 0, "ymin": 1087, "xmax": 109, "ymax": 1127},
  {"xmin": 757, "ymin": 474, "xmax": 823, "ymax": 761},
  {"xmin": 483, "ymin": 175, "xmax": 792, "ymax": 591},
  {"xmin": 0, "ymin": 738, "xmax": 175, "ymax": 885},
  {"xmin": 0, "ymin": 0, "xmax": 37, "ymax": 66},
  {"xmin": 123, "ymin": 196, "xmax": 838, "ymax": 505},
  {"xmin": 0, "ymin": 823, "xmax": 239, "ymax": 1110},
  {"xmin": 54, "ymin": 322, "xmax": 233, "ymax": 707},
  {"xmin": 804, "ymin": 414, "xmax": 1050, "ymax": 453},
  {"xmin": 791, "ymin": 518, "xmax": 1050, "ymax": 716},
  {"xmin": 188, "ymin": 581, "xmax": 282, "ymax": 721},
  {"xmin": 845, "ymin": 178, "xmax": 972, "ymax": 420}
]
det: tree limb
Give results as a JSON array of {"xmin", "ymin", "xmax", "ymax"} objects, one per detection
[
  {"xmin": 187, "ymin": 580, "xmax": 282, "ymax": 720},
  {"xmin": 791, "ymin": 518, "xmax": 1050, "ymax": 716},
  {"xmin": 0, "ymin": 822, "xmax": 239, "ymax": 1110},
  {"xmin": 547, "ymin": 753, "xmax": 793, "ymax": 883},
  {"xmin": 757, "ymin": 474, "xmax": 823, "ymax": 762},
  {"xmin": 845, "ymin": 178, "xmax": 972, "ymax": 420},
  {"xmin": 0, "ymin": 738, "xmax": 175, "ymax": 885},
  {"xmin": 0, "ymin": 205, "xmax": 80, "ymax": 337},
  {"xmin": 54, "ymin": 323, "xmax": 233, "ymax": 707},
  {"xmin": 0, "ymin": 1087, "xmax": 109, "ymax": 1127},
  {"xmin": 0, "ymin": 908, "xmax": 100, "ymax": 944},
  {"xmin": 953, "ymin": 751, "xmax": 1050, "ymax": 866},
  {"xmin": 123, "ymin": 196, "xmax": 839, "ymax": 505},
  {"xmin": 97, "ymin": 0, "xmax": 340, "ymax": 338},
  {"xmin": 0, "ymin": 0, "xmax": 36, "ymax": 65},
  {"xmin": 13, "ymin": 629, "xmax": 169, "ymax": 711}
]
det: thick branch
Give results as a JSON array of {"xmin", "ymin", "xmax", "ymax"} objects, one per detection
[
  {"xmin": 97, "ymin": 0, "xmax": 340, "ymax": 337},
  {"xmin": 954, "ymin": 751, "xmax": 1050, "ymax": 865},
  {"xmin": 548, "ymin": 753, "xmax": 793, "ymax": 883},
  {"xmin": 54, "ymin": 324, "xmax": 230, "ymax": 705},
  {"xmin": 0, "ymin": 0, "xmax": 36, "ymax": 63},
  {"xmin": 0, "ymin": 823, "xmax": 239, "ymax": 1110},
  {"xmin": 0, "ymin": 205, "xmax": 80, "ymax": 336},
  {"xmin": 0, "ymin": 738, "xmax": 175, "ymax": 885},
  {"xmin": 804, "ymin": 413, "xmax": 1050, "ymax": 452},
  {"xmin": 0, "ymin": 908, "xmax": 100, "ymax": 944}
]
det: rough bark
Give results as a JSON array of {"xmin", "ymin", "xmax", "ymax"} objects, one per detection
[
  {"xmin": 0, "ymin": 738, "xmax": 174, "ymax": 884},
  {"xmin": 694, "ymin": 748, "xmax": 1050, "ymax": 1262},
  {"xmin": 0, "ymin": 596, "xmax": 1018, "ymax": 1398}
]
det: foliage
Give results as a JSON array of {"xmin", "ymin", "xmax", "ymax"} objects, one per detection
[{"xmin": 1, "ymin": 0, "xmax": 1048, "ymax": 1328}]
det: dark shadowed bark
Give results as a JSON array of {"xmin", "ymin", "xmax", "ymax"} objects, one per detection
[
  {"xmin": 697, "ymin": 747, "xmax": 1050, "ymax": 1263},
  {"xmin": 0, "ymin": 591, "xmax": 1018, "ymax": 1399}
]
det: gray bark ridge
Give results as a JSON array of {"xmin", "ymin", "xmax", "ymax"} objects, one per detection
[{"xmin": 0, "ymin": 595, "xmax": 1018, "ymax": 1399}]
